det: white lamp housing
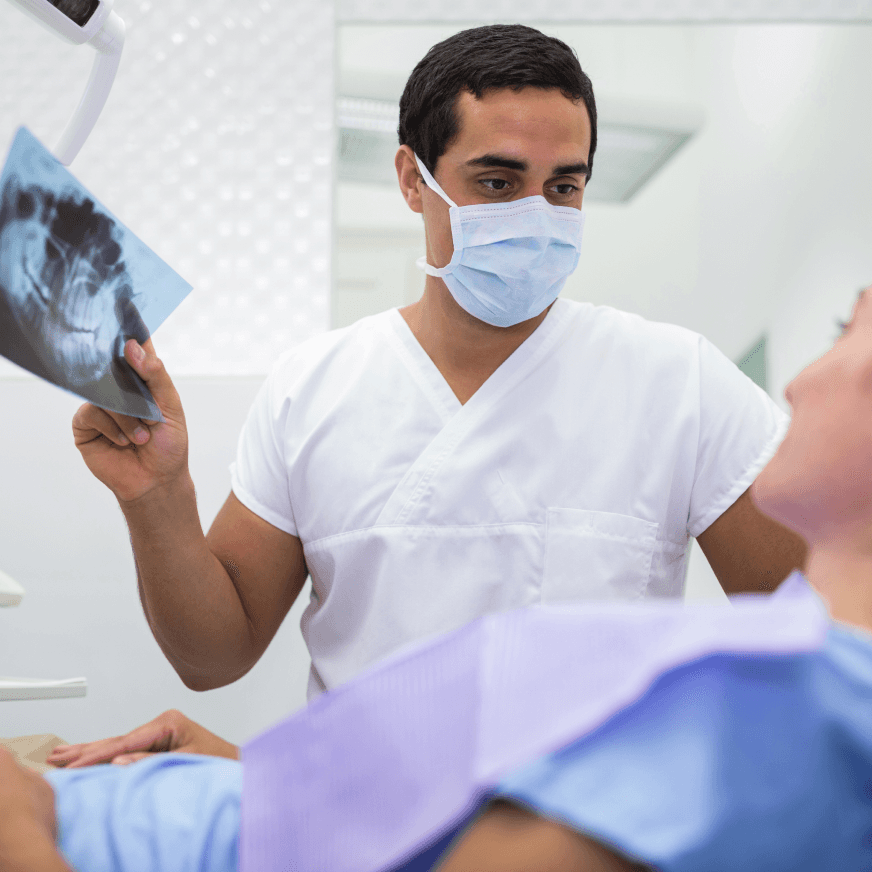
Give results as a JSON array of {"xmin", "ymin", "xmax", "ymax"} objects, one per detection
[
  {"xmin": 0, "ymin": 568, "xmax": 25, "ymax": 607},
  {"xmin": 5, "ymin": 0, "xmax": 125, "ymax": 165}
]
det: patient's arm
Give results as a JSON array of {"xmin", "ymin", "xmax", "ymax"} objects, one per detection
[
  {"xmin": 46, "ymin": 709, "xmax": 239, "ymax": 769},
  {"xmin": 0, "ymin": 825, "xmax": 72, "ymax": 872},
  {"xmin": 438, "ymin": 799, "xmax": 647, "ymax": 872},
  {"xmin": 0, "ymin": 750, "xmax": 72, "ymax": 872}
]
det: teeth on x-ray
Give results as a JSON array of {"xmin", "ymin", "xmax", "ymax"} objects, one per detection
[
  {"xmin": 0, "ymin": 175, "xmax": 139, "ymax": 391},
  {"xmin": 0, "ymin": 127, "xmax": 192, "ymax": 422}
]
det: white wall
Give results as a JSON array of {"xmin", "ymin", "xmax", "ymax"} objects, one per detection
[
  {"xmin": 0, "ymin": 375, "xmax": 312, "ymax": 745},
  {"xmin": 764, "ymin": 27, "xmax": 872, "ymax": 406}
]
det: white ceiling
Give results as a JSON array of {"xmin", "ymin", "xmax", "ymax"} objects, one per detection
[{"xmin": 337, "ymin": 0, "xmax": 872, "ymax": 21}]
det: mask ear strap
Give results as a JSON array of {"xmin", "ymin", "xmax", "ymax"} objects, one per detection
[{"xmin": 414, "ymin": 154, "xmax": 457, "ymax": 209}]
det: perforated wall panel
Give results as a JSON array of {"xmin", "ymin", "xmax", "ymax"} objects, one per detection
[{"xmin": 0, "ymin": 0, "xmax": 333, "ymax": 377}]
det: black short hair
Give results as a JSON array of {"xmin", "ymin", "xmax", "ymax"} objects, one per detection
[{"xmin": 398, "ymin": 24, "xmax": 597, "ymax": 181}]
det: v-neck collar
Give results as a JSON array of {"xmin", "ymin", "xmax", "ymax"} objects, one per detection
[{"xmin": 384, "ymin": 299, "xmax": 574, "ymax": 424}]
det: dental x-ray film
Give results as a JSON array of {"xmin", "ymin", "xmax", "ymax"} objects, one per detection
[{"xmin": 0, "ymin": 127, "xmax": 192, "ymax": 421}]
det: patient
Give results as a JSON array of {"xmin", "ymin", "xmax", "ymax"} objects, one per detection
[{"xmin": 2, "ymin": 286, "xmax": 872, "ymax": 872}]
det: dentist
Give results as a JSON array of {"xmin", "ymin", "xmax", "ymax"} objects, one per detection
[{"xmin": 69, "ymin": 24, "xmax": 806, "ymax": 701}]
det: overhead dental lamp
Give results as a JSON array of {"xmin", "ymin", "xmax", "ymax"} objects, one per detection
[{"xmin": 5, "ymin": 0, "xmax": 125, "ymax": 165}]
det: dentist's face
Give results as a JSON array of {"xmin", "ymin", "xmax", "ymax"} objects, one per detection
[
  {"xmin": 752, "ymin": 287, "xmax": 872, "ymax": 544},
  {"xmin": 416, "ymin": 86, "xmax": 591, "ymax": 273},
  {"xmin": 0, "ymin": 188, "xmax": 127, "ymax": 390}
]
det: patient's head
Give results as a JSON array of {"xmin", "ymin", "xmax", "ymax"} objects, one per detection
[{"xmin": 753, "ymin": 286, "xmax": 872, "ymax": 546}]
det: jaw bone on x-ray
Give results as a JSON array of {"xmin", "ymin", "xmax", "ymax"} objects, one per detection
[{"xmin": 0, "ymin": 127, "xmax": 191, "ymax": 420}]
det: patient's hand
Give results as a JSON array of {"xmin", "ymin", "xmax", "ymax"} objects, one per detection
[{"xmin": 44, "ymin": 709, "xmax": 240, "ymax": 769}]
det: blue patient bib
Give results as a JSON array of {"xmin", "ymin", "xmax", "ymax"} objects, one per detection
[
  {"xmin": 492, "ymin": 621, "xmax": 872, "ymax": 872},
  {"xmin": 44, "ymin": 753, "xmax": 241, "ymax": 872}
]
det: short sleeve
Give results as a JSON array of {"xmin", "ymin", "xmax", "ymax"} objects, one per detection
[
  {"xmin": 229, "ymin": 365, "xmax": 298, "ymax": 537},
  {"xmin": 687, "ymin": 336, "xmax": 789, "ymax": 537}
]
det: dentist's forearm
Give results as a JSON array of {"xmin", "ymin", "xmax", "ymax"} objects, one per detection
[{"xmin": 120, "ymin": 472, "xmax": 256, "ymax": 690}]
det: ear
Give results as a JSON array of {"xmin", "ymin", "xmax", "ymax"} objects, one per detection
[{"xmin": 395, "ymin": 145, "xmax": 424, "ymax": 215}]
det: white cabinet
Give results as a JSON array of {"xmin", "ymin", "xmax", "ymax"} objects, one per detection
[
  {"xmin": 0, "ymin": 677, "xmax": 87, "ymax": 701},
  {"xmin": 0, "ymin": 568, "xmax": 24, "ymax": 607},
  {"xmin": 1, "ymin": 570, "xmax": 87, "ymax": 701}
]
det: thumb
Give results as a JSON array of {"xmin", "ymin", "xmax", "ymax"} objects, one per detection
[{"xmin": 124, "ymin": 338, "xmax": 183, "ymax": 422}]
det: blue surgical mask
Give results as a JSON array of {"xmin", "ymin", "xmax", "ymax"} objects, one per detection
[{"xmin": 414, "ymin": 153, "xmax": 584, "ymax": 328}]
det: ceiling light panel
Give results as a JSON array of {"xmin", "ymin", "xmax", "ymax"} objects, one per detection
[{"xmin": 336, "ymin": 95, "xmax": 702, "ymax": 203}]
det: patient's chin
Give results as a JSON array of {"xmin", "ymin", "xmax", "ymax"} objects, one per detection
[
  {"xmin": 749, "ymin": 470, "xmax": 776, "ymax": 515},
  {"xmin": 750, "ymin": 474, "xmax": 807, "ymax": 537}
]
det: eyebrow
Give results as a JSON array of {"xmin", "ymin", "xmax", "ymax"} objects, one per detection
[{"xmin": 465, "ymin": 154, "xmax": 590, "ymax": 178}]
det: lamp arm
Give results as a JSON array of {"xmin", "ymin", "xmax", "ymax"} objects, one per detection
[{"xmin": 53, "ymin": 9, "xmax": 125, "ymax": 166}]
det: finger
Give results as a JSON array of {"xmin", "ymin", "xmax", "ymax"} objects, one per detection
[
  {"xmin": 49, "ymin": 711, "xmax": 183, "ymax": 769},
  {"xmin": 45, "ymin": 749, "xmax": 76, "ymax": 764},
  {"xmin": 72, "ymin": 402, "xmax": 150, "ymax": 447},
  {"xmin": 111, "ymin": 752, "xmax": 154, "ymax": 765},
  {"xmin": 48, "ymin": 739, "xmax": 127, "ymax": 768},
  {"xmin": 46, "ymin": 736, "xmax": 108, "ymax": 759},
  {"xmin": 45, "ymin": 742, "xmax": 88, "ymax": 763},
  {"xmin": 56, "ymin": 722, "xmax": 172, "ymax": 769},
  {"xmin": 123, "ymin": 338, "xmax": 184, "ymax": 423},
  {"xmin": 64, "ymin": 740, "xmax": 148, "ymax": 768},
  {"xmin": 45, "ymin": 747, "xmax": 92, "ymax": 766}
]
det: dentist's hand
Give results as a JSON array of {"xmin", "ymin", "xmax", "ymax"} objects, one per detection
[
  {"xmin": 72, "ymin": 338, "xmax": 189, "ymax": 504},
  {"xmin": 44, "ymin": 710, "xmax": 240, "ymax": 769}
]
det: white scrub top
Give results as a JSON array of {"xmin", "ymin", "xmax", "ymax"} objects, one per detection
[{"xmin": 230, "ymin": 298, "xmax": 787, "ymax": 699}]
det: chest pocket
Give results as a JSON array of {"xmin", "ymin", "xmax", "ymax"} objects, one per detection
[{"xmin": 542, "ymin": 508, "xmax": 659, "ymax": 603}]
